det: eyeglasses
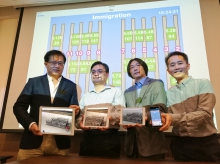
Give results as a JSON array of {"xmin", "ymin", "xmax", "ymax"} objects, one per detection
[
  {"xmin": 48, "ymin": 61, "xmax": 64, "ymax": 66},
  {"xmin": 91, "ymin": 69, "xmax": 106, "ymax": 75}
]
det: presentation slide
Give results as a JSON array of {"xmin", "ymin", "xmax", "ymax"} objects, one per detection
[{"xmin": 28, "ymin": 0, "xmax": 209, "ymax": 95}]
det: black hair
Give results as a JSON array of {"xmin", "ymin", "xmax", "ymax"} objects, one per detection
[
  {"xmin": 127, "ymin": 58, "xmax": 148, "ymax": 78},
  {"xmin": 90, "ymin": 61, "xmax": 109, "ymax": 73},
  {"xmin": 165, "ymin": 51, "xmax": 189, "ymax": 67},
  {"xmin": 44, "ymin": 50, "xmax": 66, "ymax": 64}
]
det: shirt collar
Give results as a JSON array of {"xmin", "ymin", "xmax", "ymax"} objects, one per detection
[
  {"xmin": 47, "ymin": 74, "xmax": 62, "ymax": 82},
  {"xmin": 90, "ymin": 84, "xmax": 111, "ymax": 93},
  {"xmin": 135, "ymin": 76, "xmax": 147, "ymax": 86},
  {"xmin": 176, "ymin": 76, "xmax": 192, "ymax": 89}
]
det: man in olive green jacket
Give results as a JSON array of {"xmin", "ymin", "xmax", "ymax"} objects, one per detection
[{"xmin": 123, "ymin": 58, "xmax": 168, "ymax": 159}]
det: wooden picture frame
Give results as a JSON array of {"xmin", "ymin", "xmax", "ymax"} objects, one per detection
[
  {"xmin": 39, "ymin": 106, "xmax": 75, "ymax": 136},
  {"xmin": 120, "ymin": 107, "xmax": 145, "ymax": 125},
  {"xmin": 83, "ymin": 107, "xmax": 110, "ymax": 128}
]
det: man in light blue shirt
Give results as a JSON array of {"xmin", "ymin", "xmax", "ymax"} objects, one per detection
[{"xmin": 76, "ymin": 61, "xmax": 125, "ymax": 157}]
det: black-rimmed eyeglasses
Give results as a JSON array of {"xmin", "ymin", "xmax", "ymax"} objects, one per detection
[
  {"xmin": 48, "ymin": 61, "xmax": 64, "ymax": 66},
  {"xmin": 91, "ymin": 69, "xmax": 106, "ymax": 75}
]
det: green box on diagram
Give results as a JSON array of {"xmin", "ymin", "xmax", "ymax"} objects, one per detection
[
  {"xmin": 123, "ymin": 27, "xmax": 177, "ymax": 43},
  {"xmin": 123, "ymin": 29, "xmax": 155, "ymax": 43},
  {"xmin": 52, "ymin": 35, "xmax": 62, "ymax": 46},
  {"xmin": 68, "ymin": 60, "xmax": 97, "ymax": 74},
  {"xmin": 166, "ymin": 27, "xmax": 177, "ymax": 40},
  {"xmin": 112, "ymin": 72, "xmax": 122, "ymax": 87},
  {"xmin": 71, "ymin": 33, "xmax": 99, "ymax": 46}
]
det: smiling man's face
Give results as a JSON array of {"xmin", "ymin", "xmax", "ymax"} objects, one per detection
[
  {"xmin": 129, "ymin": 60, "xmax": 146, "ymax": 81},
  {"xmin": 44, "ymin": 55, "xmax": 64, "ymax": 79},
  {"xmin": 167, "ymin": 55, "xmax": 190, "ymax": 83},
  {"xmin": 91, "ymin": 64, "xmax": 109, "ymax": 85}
]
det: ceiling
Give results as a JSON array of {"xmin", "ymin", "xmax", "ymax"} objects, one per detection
[{"xmin": 0, "ymin": 0, "xmax": 99, "ymax": 8}]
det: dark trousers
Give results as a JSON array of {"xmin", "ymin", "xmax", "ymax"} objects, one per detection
[
  {"xmin": 128, "ymin": 129, "xmax": 165, "ymax": 159},
  {"xmin": 170, "ymin": 134, "xmax": 220, "ymax": 162},
  {"xmin": 79, "ymin": 129, "xmax": 121, "ymax": 157}
]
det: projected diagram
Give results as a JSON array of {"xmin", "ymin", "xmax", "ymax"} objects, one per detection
[{"xmin": 47, "ymin": 6, "xmax": 183, "ymax": 94}]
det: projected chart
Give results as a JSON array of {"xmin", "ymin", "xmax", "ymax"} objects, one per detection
[{"xmin": 47, "ymin": 6, "xmax": 183, "ymax": 94}]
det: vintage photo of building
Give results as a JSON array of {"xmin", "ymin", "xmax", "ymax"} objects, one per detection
[
  {"xmin": 39, "ymin": 107, "xmax": 74, "ymax": 135},
  {"xmin": 45, "ymin": 117, "xmax": 71, "ymax": 132},
  {"xmin": 83, "ymin": 108, "xmax": 109, "ymax": 127},
  {"xmin": 121, "ymin": 107, "xmax": 145, "ymax": 125}
]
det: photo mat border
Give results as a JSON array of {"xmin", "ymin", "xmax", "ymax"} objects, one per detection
[
  {"xmin": 120, "ymin": 107, "xmax": 145, "ymax": 125},
  {"xmin": 83, "ymin": 107, "xmax": 110, "ymax": 128},
  {"xmin": 39, "ymin": 106, "xmax": 75, "ymax": 136}
]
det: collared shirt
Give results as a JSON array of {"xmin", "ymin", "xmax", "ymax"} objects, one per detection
[
  {"xmin": 79, "ymin": 85, "xmax": 125, "ymax": 110},
  {"xmin": 76, "ymin": 85, "xmax": 125, "ymax": 129},
  {"xmin": 167, "ymin": 76, "xmax": 217, "ymax": 137},
  {"xmin": 135, "ymin": 76, "xmax": 147, "ymax": 97},
  {"xmin": 47, "ymin": 74, "xmax": 62, "ymax": 103}
]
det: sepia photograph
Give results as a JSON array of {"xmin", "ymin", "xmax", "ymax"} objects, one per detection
[
  {"xmin": 83, "ymin": 107, "xmax": 109, "ymax": 128},
  {"xmin": 121, "ymin": 107, "xmax": 145, "ymax": 125},
  {"xmin": 39, "ymin": 106, "xmax": 75, "ymax": 136}
]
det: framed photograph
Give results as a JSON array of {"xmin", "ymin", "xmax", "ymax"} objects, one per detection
[
  {"xmin": 39, "ymin": 106, "xmax": 75, "ymax": 136},
  {"xmin": 120, "ymin": 107, "xmax": 145, "ymax": 125},
  {"xmin": 83, "ymin": 107, "xmax": 110, "ymax": 128}
]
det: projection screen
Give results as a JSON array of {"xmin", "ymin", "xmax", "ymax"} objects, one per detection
[{"xmin": 1, "ymin": 0, "xmax": 219, "ymax": 131}]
